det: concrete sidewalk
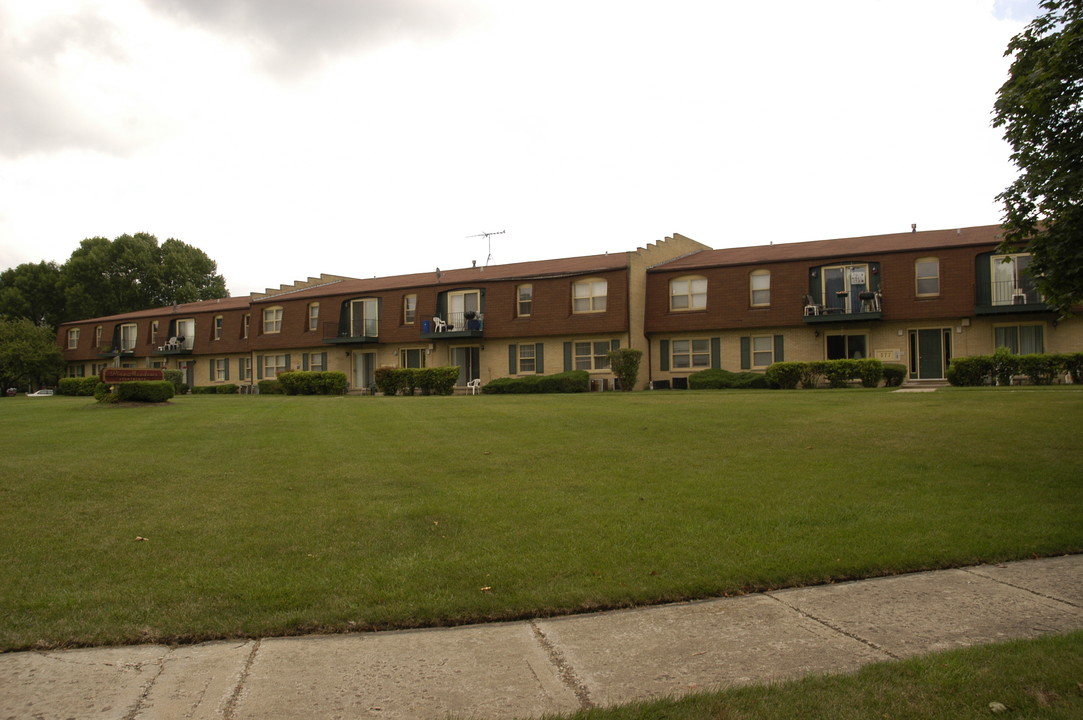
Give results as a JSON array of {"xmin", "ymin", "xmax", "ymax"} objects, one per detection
[{"xmin": 3, "ymin": 555, "xmax": 1081, "ymax": 720}]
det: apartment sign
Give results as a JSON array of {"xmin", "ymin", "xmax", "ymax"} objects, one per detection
[{"xmin": 100, "ymin": 368, "xmax": 165, "ymax": 383}]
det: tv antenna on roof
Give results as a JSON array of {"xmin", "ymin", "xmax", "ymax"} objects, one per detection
[{"xmin": 466, "ymin": 230, "xmax": 505, "ymax": 268}]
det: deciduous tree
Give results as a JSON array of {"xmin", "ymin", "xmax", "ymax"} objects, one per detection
[{"xmin": 993, "ymin": 0, "xmax": 1083, "ymax": 316}]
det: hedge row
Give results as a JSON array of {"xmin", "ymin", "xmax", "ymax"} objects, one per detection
[
  {"xmin": 763, "ymin": 360, "xmax": 906, "ymax": 389},
  {"xmin": 191, "ymin": 384, "xmax": 240, "ymax": 394},
  {"xmin": 687, "ymin": 369, "xmax": 767, "ymax": 390},
  {"xmin": 481, "ymin": 370, "xmax": 590, "ymax": 394},
  {"xmin": 947, "ymin": 350, "xmax": 1083, "ymax": 386},
  {"xmin": 374, "ymin": 367, "xmax": 460, "ymax": 396},
  {"xmin": 57, "ymin": 377, "xmax": 102, "ymax": 396},
  {"xmin": 278, "ymin": 371, "xmax": 348, "ymax": 395}
]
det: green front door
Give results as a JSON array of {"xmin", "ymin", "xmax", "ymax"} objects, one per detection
[{"xmin": 909, "ymin": 329, "xmax": 951, "ymax": 379}]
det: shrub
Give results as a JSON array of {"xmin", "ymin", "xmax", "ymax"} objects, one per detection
[
  {"xmin": 802, "ymin": 362, "xmax": 827, "ymax": 389},
  {"xmin": 114, "ymin": 381, "xmax": 175, "ymax": 403},
  {"xmin": 536, "ymin": 370, "xmax": 589, "ymax": 393},
  {"xmin": 162, "ymin": 369, "xmax": 187, "ymax": 394},
  {"xmin": 278, "ymin": 371, "xmax": 346, "ymax": 395},
  {"xmin": 882, "ymin": 363, "xmax": 907, "ymax": 387},
  {"xmin": 765, "ymin": 362, "xmax": 804, "ymax": 389},
  {"xmin": 855, "ymin": 359, "xmax": 884, "ymax": 388},
  {"xmin": 216, "ymin": 383, "xmax": 239, "ymax": 394},
  {"xmin": 416, "ymin": 367, "xmax": 459, "ymax": 395},
  {"xmin": 482, "ymin": 376, "xmax": 540, "ymax": 394},
  {"xmin": 258, "ymin": 379, "xmax": 283, "ymax": 394},
  {"xmin": 1016, "ymin": 354, "xmax": 1059, "ymax": 385},
  {"xmin": 822, "ymin": 359, "xmax": 857, "ymax": 388},
  {"xmin": 688, "ymin": 368, "xmax": 766, "ymax": 389},
  {"xmin": 991, "ymin": 347, "xmax": 1019, "ymax": 386},
  {"xmin": 58, "ymin": 377, "xmax": 101, "ymax": 396},
  {"xmin": 947, "ymin": 356, "xmax": 992, "ymax": 386},
  {"xmin": 191, "ymin": 385, "xmax": 218, "ymax": 394},
  {"xmin": 373, "ymin": 367, "xmax": 401, "ymax": 396},
  {"xmin": 606, "ymin": 348, "xmax": 642, "ymax": 391}
]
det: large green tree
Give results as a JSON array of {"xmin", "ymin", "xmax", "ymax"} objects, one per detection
[
  {"xmin": 0, "ymin": 318, "xmax": 64, "ymax": 392},
  {"xmin": 993, "ymin": 0, "xmax": 1083, "ymax": 316},
  {"xmin": 0, "ymin": 261, "xmax": 65, "ymax": 327},
  {"xmin": 0, "ymin": 233, "xmax": 229, "ymax": 325}
]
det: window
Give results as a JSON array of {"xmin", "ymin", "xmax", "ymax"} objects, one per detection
[
  {"xmin": 572, "ymin": 279, "xmax": 607, "ymax": 313},
  {"xmin": 915, "ymin": 258, "xmax": 940, "ymax": 297},
  {"xmin": 306, "ymin": 352, "xmax": 327, "ymax": 372},
  {"xmin": 242, "ymin": 314, "xmax": 250, "ymax": 339},
  {"xmin": 175, "ymin": 319, "xmax": 195, "ymax": 350},
  {"xmin": 308, "ymin": 303, "xmax": 320, "ymax": 332},
  {"xmin": 574, "ymin": 341, "xmax": 611, "ymax": 370},
  {"xmin": 68, "ymin": 364, "xmax": 85, "ymax": 377},
  {"xmin": 214, "ymin": 358, "xmax": 228, "ymax": 381},
  {"xmin": 95, "ymin": 326, "xmax": 103, "ymax": 350},
  {"xmin": 995, "ymin": 324, "xmax": 1044, "ymax": 354},
  {"xmin": 518, "ymin": 343, "xmax": 536, "ymax": 373},
  {"xmin": 517, "ymin": 285, "xmax": 533, "ymax": 317},
  {"xmin": 448, "ymin": 289, "xmax": 481, "ymax": 328},
  {"xmin": 672, "ymin": 339, "xmax": 711, "ymax": 369},
  {"xmin": 403, "ymin": 295, "xmax": 416, "ymax": 325},
  {"xmin": 120, "ymin": 323, "xmax": 137, "ymax": 352},
  {"xmin": 750, "ymin": 270, "xmax": 770, "ymax": 307},
  {"xmin": 826, "ymin": 334, "xmax": 868, "ymax": 360},
  {"xmin": 262, "ymin": 354, "xmax": 288, "ymax": 378},
  {"xmin": 751, "ymin": 335, "xmax": 775, "ymax": 367},
  {"xmin": 214, "ymin": 315, "xmax": 223, "ymax": 340},
  {"xmin": 262, "ymin": 307, "xmax": 283, "ymax": 334},
  {"xmin": 350, "ymin": 298, "xmax": 379, "ymax": 337},
  {"xmin": 821, "ymin": 263, "xmax": 870, "ymax": 313},
  {"xmin": 991, "ymin": 253, "xmax": 1038, "ymax": 305},
  {"xmin": 151, "ymin": 321, "xmax": 159, "ymax": 345},
  {"xmin": 400, "ymin": 348, "xmax": 426, "ymax": 368},
  {"xmin": 67, "ymin": 328, "xmax": 80, "ymax": 349},
  {"xmin": 669, "ymin": 276, "xmax": 707, "ymax": 311}
]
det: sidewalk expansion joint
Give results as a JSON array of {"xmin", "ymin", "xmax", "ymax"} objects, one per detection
[
  {"xmin": 764, "ymin": 593, "xmax": 901, "ymax": 661},
  {"xmin": 223, "ymin": 639, "xmax": 261, "ymax": 720},
  {"xmin": 122, "ymin": 649, "xmax": 172, "ymax": 720},
  {"xmin": 961, "ymin": 566, "xmax": 1083, "ymax": 610},
  {"xmin": 529, "ymin": 621, "xmax": 594, "ymax": 710}
]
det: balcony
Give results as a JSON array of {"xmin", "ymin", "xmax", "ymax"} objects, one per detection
[
  {"xmin": 420, "ymin": 311, "xmax": 485, "ymax": 339},
  {"xmin": 322, "ymin": 320, "xmax": 379, "ymax": 345},
  {"xmin": 975, "ymin": 281, "xmax": 1047, "ymax": 315},
  {"xmin": 803, "ymin": 291, "xmax": 883, "ymax": 324},
  {"xmin": 151, "ymin": 337, "xmax": 193, "ymax": 355},
  {"xmin": 98, "ymin": 345, "xmax": 138, "ymax": 358}
]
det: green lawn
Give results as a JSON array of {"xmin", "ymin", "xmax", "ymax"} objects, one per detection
[{"xmin": 1, "ymin": 388, "xmax": 1081, "ymax": 651}]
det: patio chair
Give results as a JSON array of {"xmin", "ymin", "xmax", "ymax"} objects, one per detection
[
  {"xmin": 803, "ymin": 295, "xmax": 825, "ymax": 316},
  {"xmin": 466, "ymin": 378, "xmax": 481, "ymax": 395},
  {"xmin": 432, "ymin": 317, "xmax": 447, "ymax": 332}
]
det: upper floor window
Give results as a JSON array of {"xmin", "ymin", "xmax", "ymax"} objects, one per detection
[
  {"xmin": 670, "ymin": 276, "xmax": 707, "ymax": 311},
  {"xmin": 120, "ymin": 323, "xmax": 138, "ymax": 352},
  {"xmin": 403, "ymin": 294, "xmax": 416, "ymax": 325},
  {"xmin": 915, "ymin": 257, "xmax": 940, "ymax": 297},
  {"xmin": 242, "ymin": 314, "xmax": 250, "ymax": 339},
  {"xmin": 174, "ymin": 318, "xmax": 195, "ymax": 350},
  {"xmin": 750, "ymin": 270, "xmax": 770, "ymax": 307},
  {"xmin": 151, "ymin": 321, "xmax": 159, "ymax": 345},
  {"xmin": 213, "ymin": 315, "xmax": 223, "ymax": 340},
  {"xmin": 572, "ymin": 279, "xmax": 607, "ymax": 313},
  {"xmin": 991, "ymin": 253, "xmax": 1037, "ymax": 306},
  {"xmin": 820, "ymin": 263, "xmax": 873, "ymax": 314},
  {"xmin": 448, "ymin": 289, "xmax": 481, "ymax": 328},
  {"xmin": 308, "ymin": 303, "xmax": 320, "ymax": 332},
  {"xmin": 95, "ymin": 326, "xmax": 103, "ymax": 349},
  {"xmin": 67, "ymin": 328, "xmax": 80, "ymax": 349},
  {"xmin": 517, "ymin": 284, "xmax": 533, "ymax": 317},
  {"xmin": 263, "ymin": 306, "xmax": 283, "ymax": 334},
  {"xmin": 350, "ymin": 298, "xmax": 379, "ymax": 337}
]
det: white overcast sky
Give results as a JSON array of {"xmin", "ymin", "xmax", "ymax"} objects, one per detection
[{"xmin": 0, "ymin": 0, "xmax": 1043, "ymax": 296}]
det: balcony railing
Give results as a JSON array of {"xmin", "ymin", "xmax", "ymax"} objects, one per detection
[
  {"xmin": 321, "ymin": 320, "xmax": 379, "ymax": 344},
  {"xmin": 151, "ymin": 336, "xmax": 194, "ymax": 355},
  {"xmin": 803, "ymin": 292, "xmax": 883, "ymax": 323},
  {"xmin": 421, "ymin": 311, "xmax": 484, "ymax": 338},
  {"xmin": 976, "ymin": 280, "xmax": 1046, "ymax": 314}
]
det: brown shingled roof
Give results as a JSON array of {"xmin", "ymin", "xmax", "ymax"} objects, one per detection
[
  {"xmin": 651, "ymin": 224, "xmax": 1005, "ymax": 272},
  {"xmin": 250, "ymin": 252, "xmax": 631, "ymax": 302}
]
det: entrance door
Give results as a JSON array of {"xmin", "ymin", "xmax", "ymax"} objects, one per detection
[
  {"xmin": 451, "ymin": 346, "xmax": 480, "ymax": 386},
  {"xmin": 909, "ymin": 329, "xmax": 951, "ymax": 379},
  {"xmin": 353, "ymin": 351, "xmax": 376, "ymax": 391}
]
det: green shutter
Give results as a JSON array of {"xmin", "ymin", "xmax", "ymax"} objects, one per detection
[
  {"xmin": 710, "ymin": 337, "xmax": 721, "ymax": 369},
  {"xmin": 774, "ymin": 335, "xmax": 785, "ymax": 363},
  {"xmin": 740, "ymin": 337, "xmax": 751, "ymax": 370},
  {"xmin": 284, "ymin": 354, "xmax": 291, "ymax": 372},
  {"xmin": 257, "ymin": 356, "xmax": 263, "ymax": 380},
  {"xmin": 976, "ymin": 252, "xmax": 992, "ymax": 306},
  {"xmin": 320, "ymin": 352, "xmax": 327, "ymax": 369},
  {"xmin": 659, "ymin": 340, "xmax": 670, "ymax": 371},
  {"xmin": 209, "ymin": 361, "xmax": 215, "ymax": 381},
  {"xmin": 508, "ymin": 344, "xmax": 517, "ymax": 374},
  {"xmin": 563, "ymin": 342, "xmax": 573, "ymax": 372},
  {"xmin": 302, "ymin": 353, "xmax": 309, "ymax": 371},
  {"xmin": 238, "ymin": 358, "xmax": 245, "ymax": 380},
  {"xmin": 535, "ymin": 343, "xmax": 544, "ymax": 374},
  {"xmin": 810, "ymin": 267, "xmax": 823, "ymax": 305},
  {"xmin": 224, "ymin": 361, "xmax": 230, "ymax": 381}
]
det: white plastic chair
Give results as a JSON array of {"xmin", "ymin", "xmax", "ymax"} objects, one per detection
[
  {"xmin": 466, "ymin": 379, "xmax": 481, "ymax": 395},
  {"xmin": 432, "ymin": 317, "xmax": 447, "ymax": 332}
]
